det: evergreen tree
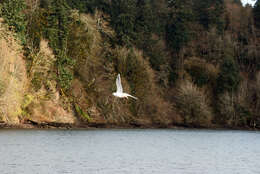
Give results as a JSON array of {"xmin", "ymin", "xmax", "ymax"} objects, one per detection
[
  {"xmin": 135, "ymin": 0, "xmax": 154, "ymax": 42},
  {"xmin": 166, "ymin": 0, "xmax": 194, "ymax": 84},
  {"xmin": 47, "ymin": 0, "xmax": 70, "ymax": 52},
  {"xmin": 233, "ymin": 0, "xmax": 242, "ymax": 5},
  {"xmin": 253, "ymin": 0, "xmax": 260, "ymax": 28},
  {"xmin": 1, "ymin": 0, "xmax": 27, "ymax": 43},
  {"xmin": 110, "ymin": 0, "xmax": 137, "ymax": 45},
  {"xmin": 46, "ymin": 0, "xmax": 74, "ymax": 91},
  {"xmin": 216, "ymin": 55, "xmax": 240, "ymax": 94},
  {"xmin": 166, "ymin": 0, "xmax": 193, "ymax": 52},
  {"xmin": 193, "ymin": 0, "xmax": 224, "ymax": 30}
]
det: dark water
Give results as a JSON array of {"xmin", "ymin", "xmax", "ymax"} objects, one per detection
[{"xmin": 0, "ymin": 129, "xmax": 260, "ymax": 174}]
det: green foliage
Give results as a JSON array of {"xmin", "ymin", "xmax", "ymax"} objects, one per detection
[
  {"xmin": 0, "ymin": 80, "xmax": 6, "ymax": 96},
  {"xmin": 1, "ymin": 0, "xmax": 27, "ymax": 43},
  {"xmin": 66, "ymin": 0, "xmax": 94, "ymax": 13},
  {"xmin": 114, "ymin": 47, "xmax": 150, "ymax": 99},
  {"xmin": 185, "ymin": 58, "xmax": 218, "ymax": 87},
  {"xmin": 166, "ymin": 0, "xmax": 194, "ymax": 52},
  {"xmin": 31, "ymin": 72, "xmax": 44, "ymax": 91},
  {"xmin": 186, "ymin": 65, "xmax": 210, "ymax": 87},
  {"xmin": 67, "ymin": 18, "xmax": 91, "ymax": 68},
  {"xmin": 22, "ymin": 95, "xmax": 34, "ymax": 109},
  {"xmin": 75, "ymin": 104, "xmax": 90, "ymax": 122},
  {"xmin": 0, "ymin": 0, "xmax": 259, "ymax": 128},
  {"xmin": 216, "ymin": 57, "xmax": 240, "ymax": 94},
  {"xmin": 65, "ymin": 0, "xmax": 167, "ymax": 74},
  {"xmin": 193, "ymin": 0, "xmax": 224, "ymax": 31},
  {"xmin": 26, "ymin": 9, "xmax": 47, "ymax": 49},
  {"xmin": 66, "ymin": 0, "xmax": 109, "ymax": 13},
  {"xmin": 42, "ymin": 0, "xmax": 74, "ymax": 91},
  {"xmin": 166, "ymin": 0, "xmax": 194, "ymax": 85},
  {"xmin": 253, "ymin": 0, "xmax": 260, "ymax": 28},
  {"xmin": 19, "ymin": 94, "xmax": 34, "ymax": 118},
  {"xmin": 46, "ymin": 0, "xmax": 70, "ymax": 52},
  {"xmin": 233, "ymin": 0, "xmax": 242, "ymax": 5},
  {"xmin": 109, "ymin": 0, "xmax": 137, "ymax": 45},
  {"xmin": 112, "ymin": 47, "xmax": 151, "ymax": 116},
  {"xmin": 57, "ymin": 52, "xmax": 74, "ymax": 91},
  {"xmin": 145, "ymin": 39, "xmax": 167, "ymax": 71}
]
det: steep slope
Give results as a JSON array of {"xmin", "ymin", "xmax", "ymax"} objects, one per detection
[
  {"xmin": 0, "ymin": 18, "xmax": 28, "ymax": 124},
  {"xmin": 0, "ymin": 18, "xmax": 76, "ymax": 126},
  {"xmin": 26, "ymin": 39, "xmax": 76, "ymax": 125}
]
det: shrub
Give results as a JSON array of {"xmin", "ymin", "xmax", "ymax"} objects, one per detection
[
  {"xmin": 216, "ymin": 57, "xmax": 240, "ymax": 94},
  {"xmin": 112, "ymin": 47, "xmax": 151, "ymax": 101},
  {"xmin": 184, "ymin": 57, "xmax": 219, "ymax": 87},
  {"xmin": 216, "ymin": 79, "xmax": 251, "ymax": 127},
  {"xmin": 111, "ymin": 46, "xmax": 172, "ymax": 122},
  {"xmin": 253, "ymin": 0, "xmax": 260, "ymax": 29},
  {"xmin": 217, "ymin": 92, "xmax": 236, "ymax": 125},
  {"xmin": 1, "ymin": 0, "xmax": 27, "ymax": 43},
  {"xmin": 0, "ymin": 80, "xmax": 6, "ymax": 97},
  {"xmin": 251, "ymin": 72, "xmax": 260, "ymax": 125},
  {"xmin": 29, "ymin": 40, "xmax": 57, "ymax": 92},
  {"xmin": 26, "ymin": 8, "xmax": 46, "ymax": 49},
  {"xmin": 75, "ymin": 104, "xmax": 90, "ymax": 122},
  {"xmin": 175, "ymin": 80, "xmax": 212, "ymax": 127}
]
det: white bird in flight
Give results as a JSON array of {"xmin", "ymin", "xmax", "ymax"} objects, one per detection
[{"xmin": 113, "ymin": 74, "xmax": 138, "ymax": 100}]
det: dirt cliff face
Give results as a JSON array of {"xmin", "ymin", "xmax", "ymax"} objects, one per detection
[
  {"xmin": 0, "ymin": 20, "xmax": 28, "ymax": 124},
  {"xmin": 0, "ymin": 20, "xmax": 76, "ymax": 126},
  {"xmin": 25, "ymin": 39, "xmax": 76, "ymax": 125}
]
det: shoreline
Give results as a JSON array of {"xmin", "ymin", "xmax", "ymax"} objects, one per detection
[{"xmin": 0, "ymin": 122, "xmax": 259, "ymax": 131}]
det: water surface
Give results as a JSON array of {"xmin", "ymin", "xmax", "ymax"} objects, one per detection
[{"xmin": 0, "ymin": 129, "xmax": 259, "ymax": 174}]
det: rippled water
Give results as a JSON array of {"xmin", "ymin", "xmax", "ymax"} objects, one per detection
[{"xmin": 0, "ymin": 129, "xmax": 260, "ymax": 174}]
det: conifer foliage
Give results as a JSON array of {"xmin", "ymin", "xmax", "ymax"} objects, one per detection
[
  {"xmin": 45, "ymin": 0, "xmax": 74, "ymax": 91},
  {"xmin": 254, "ymin": 0, "xmax": 260, "ymax": 28},
  {"xmin": 0, "ymin": 0, "xmax": 260, "ymax": 128},
  {"xmin": 1, "ymin": 0, "xmax": 27, "ymax": 43}
]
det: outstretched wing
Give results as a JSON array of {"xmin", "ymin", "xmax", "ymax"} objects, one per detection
[
  {"xmin": 125, "ymin": 93, "xmax": 138, "ymax": 100},
  {"xmin": 116, "ymin": 74, "xmax": 123, "ymax": 93}
]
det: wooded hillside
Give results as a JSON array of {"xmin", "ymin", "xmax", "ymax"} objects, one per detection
[{"xmin": 0, "ymin": 0, "xmax": 259, "ymax": 129}]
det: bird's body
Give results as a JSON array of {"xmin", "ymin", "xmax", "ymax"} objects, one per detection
[
  {"xmin": 113, "ymin": 74, "xmax": 137, "ymax": 100},
  {"xmin": 113, "ymin": 92, "xmax": 138, "ymax": 99}
]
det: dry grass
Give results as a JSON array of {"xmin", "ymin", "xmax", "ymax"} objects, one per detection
[{"xmin": 0, "ymin": 21, "xmax": 28, "ymax": 124}]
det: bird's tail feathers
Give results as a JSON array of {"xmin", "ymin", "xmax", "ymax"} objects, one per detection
[{"xmin": 126, "ymin": 94, "xmax": 138, "ymax": 100}]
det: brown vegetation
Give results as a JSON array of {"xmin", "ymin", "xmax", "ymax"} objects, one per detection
[
  {"xmin": 0, "ymin": 20, "xmax": 28, "ymax": 124},
  {"xmin": 0, "ymin": 0, "xmax": 260, "ymax": 130},
  {"xmin": 174, "ymin": 80, "xmax": 212, "ymax": 127}
]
